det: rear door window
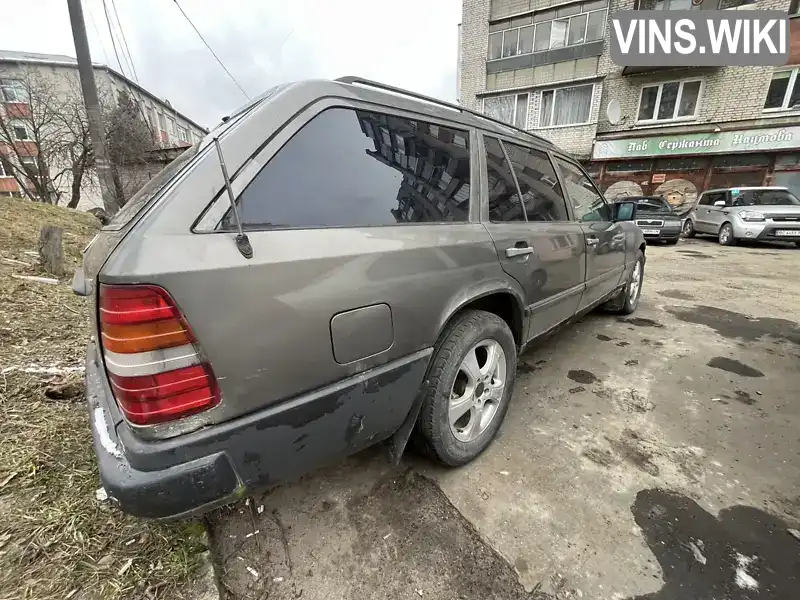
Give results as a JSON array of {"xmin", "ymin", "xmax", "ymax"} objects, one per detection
[
  {"xmin": 484, "ymin": 137, "xmax": 569, "ymax": 222},
  {"xmin": 503, "ymin": 141, "xmax": 570, "ymax": 221},
  {"xmin": 553, "ymin": 157, "xmax": 611, "ymax": 222},
  {"xmin": 219, "ymin": 108, "xmax": 472, "ymax": 230}
]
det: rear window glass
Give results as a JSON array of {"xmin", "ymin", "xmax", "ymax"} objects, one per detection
[
  {"xmin": 636, "ymin": 198, "xmax": 670, "ymax": 212},
  {"xmin": 104, "ymin": 145, "xmax": 199, "ymax": 230}
]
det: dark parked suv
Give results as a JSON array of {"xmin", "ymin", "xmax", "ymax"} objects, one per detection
[
  {"xmin": 616, "ymin": 196, "xmax": 682, "ymax": 244},
  {"xmin": 75, "ymin": 78, "xmax": 646, "ymax": 519}
]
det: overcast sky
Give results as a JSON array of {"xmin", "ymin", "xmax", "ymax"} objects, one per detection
[{"xmin": 0, "ymin": 0, "xmax": 461, "ymax": 128}]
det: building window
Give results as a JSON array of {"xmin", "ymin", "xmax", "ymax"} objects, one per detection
[
  {"xmin": 637, "ymin": 79, "xmax": 702, "ymax": 123},
  {"xmin": 763, "ymin": 68, "xmax": 800, "ymax": 111},
  {"xmin": 8, "ymin": 120, "xmax": 31, "ymax": 141},
  {"xmin": 158, "ymin": 113, "xmax": 167, "ymax": 131},
  {"xmin": 20, "ymin": 156, "xmax": 36, "ymax": 174},
  {"xmin": 791, "ymin": 0, "xmax": 800, "ymax": 14},
  {"xmin": 0, "ymin": 79, "xmax": 28, "ymax": 103},
  {"xmin": 483, "ymin": 94, "xmax": 529, "ymax": 128},
  {"xmin": 539, "ymin": 84, "xmax": 593, "ymax": 127},
  {"xmin": 178, "ymin": 126, "xmax": 189, "ymax": 142},
  {"xmin": 488, "ymin": 1, "xmax": 606, "ymax": 60},
  {"xmin": 0, "ymin": 159, "xmax": 9, "ymax": 177},
  {"xmin": 654, "ymin": 0, "xmax": 692, "ymax": 9}
]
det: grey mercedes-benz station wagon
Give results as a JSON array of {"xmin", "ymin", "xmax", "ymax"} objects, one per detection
[{"xmin": 75, "ymin": 78, "xmax": 646, "ymax": 519}]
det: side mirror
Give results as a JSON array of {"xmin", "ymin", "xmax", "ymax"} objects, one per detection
[
  {"xmin": 714, "ymin": 200, "xmax": 726, "ymax": 207},
  {"xmin": 614, "ymin": 201, "xmax": 636, "ymax": 221}
]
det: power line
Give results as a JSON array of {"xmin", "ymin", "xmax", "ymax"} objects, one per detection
[
  {"xmin": 101, "ymin": 0, "xmax": 128, "ymax": 77},
  {"xmin": 172, "ymin": 0, "xmax": 250, "ymax": 100},
  {"xmin": 99, "ymin": 0, "xmax": 155, "ymax": 137},
  {"xmin": 85, "ymin": 5, "xmax": 111, "ymax": 67},
  {"xmin": 109, "ymin": 0, "xmax": 140, "ymax": 84}
]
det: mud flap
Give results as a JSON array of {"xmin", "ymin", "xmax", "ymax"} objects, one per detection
[{"xmin": 387, "ymin": 378, "xmax": 430, "ymax": 466}]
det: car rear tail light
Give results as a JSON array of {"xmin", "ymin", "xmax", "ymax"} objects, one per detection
[{"xmin": 99, "ymin": 284, "xmax": 220, "ymax": 426}]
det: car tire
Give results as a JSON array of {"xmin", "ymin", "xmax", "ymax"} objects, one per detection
[
  {"xmin": 794, "ymin": 242, "xmax": 800, "ymax": 248},
  {"xmin": 666, "ymin": 238, "xmax": 679, "ymax": 245},
  {"xmin": 603, "ymin": 250, "xmax": 645, "ymax": 315},
  {"xmin": 683, "ymin": 219, "xmax": 696, "ymax": 238},
  {"xmin": 719, "ymin": 222, "xmax": 736, "ymax": 246},
  {"xmin": 415, "ymin": 309, "xmax": 517, "ymax": 466}
]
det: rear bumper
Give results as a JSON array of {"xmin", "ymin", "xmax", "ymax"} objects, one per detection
[{"xmin": 86, "ymin": 341, "xmax": 430, "ymax": 519}]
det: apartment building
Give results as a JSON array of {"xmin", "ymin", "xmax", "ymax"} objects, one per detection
[
  {"xmin": 460, "ymin": 0, "xmax": 800, "ymax": 209},
  {"xmin": 0, "ymin": 49, "xmax": 206, "ymax": 209}
]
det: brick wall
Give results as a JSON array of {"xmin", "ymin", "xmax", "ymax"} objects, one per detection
[
  {"xmin": 461, "ymin": 0, "xmax": 491, "ymax": 111},
  {"xmin": 462, "ymin": 0, "xmax": 795, "ymax": 159},
  {"xmin": 597, "ymin": 0, "xmax": 793, "ymax": 135}
]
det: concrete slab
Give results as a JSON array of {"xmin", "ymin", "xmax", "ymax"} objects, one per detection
[{"xmin": 209, "ymin": 238, "xmax": 800, "ymax": 600}]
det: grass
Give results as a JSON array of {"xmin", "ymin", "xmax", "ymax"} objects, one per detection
[{"xmin": 0, "ymin": 197, "xmax": 208, "ymax": 600}]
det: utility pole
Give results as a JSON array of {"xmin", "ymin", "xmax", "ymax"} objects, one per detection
[{"xmin": 67, "ymin": 0, "xmax": 119, "ymax": 215}]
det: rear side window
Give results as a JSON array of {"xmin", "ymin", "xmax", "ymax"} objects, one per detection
[
  {"xmin": 484, "ymin": 137, "xmax": 568, "ymax": 222},
  {"xmin": 105, "ymin": 144, "xmax": 199, "ymax": 231},
  {"xmin": 503, "ymin": 141, "xmax": 569, "ymax": 221},
  {"xmin": 703, "ymin": 192, "xmax": 726, "ymax": 206},
  {"xmin": 219, "ymin": 108, "xmax": 471, "ymax": 230},
  {"xmin": 553, "ymin": 157, "xmax": 611, "ymax": 222}
]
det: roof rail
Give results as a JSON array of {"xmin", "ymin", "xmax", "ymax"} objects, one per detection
[{"xmin": 335, "ymin": 76, "xmax": 552, "ymax": 146}]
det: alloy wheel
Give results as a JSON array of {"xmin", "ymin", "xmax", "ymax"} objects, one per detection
[
  {"xmin": 449, "ymin": 340, "xmax": 507, "ymax": 443},
  {"xmin": 628, "ymin": 260, "xmax": 642, "ymax": 306}
]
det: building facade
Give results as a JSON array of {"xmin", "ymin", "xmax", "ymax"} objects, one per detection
[
  {"xmin": 460, "ymin": 0, "xmax": 800, "ymax": 212},
  {"xmin": 0, "ymin": 50, "xmax": 206, "ymax": 210}
]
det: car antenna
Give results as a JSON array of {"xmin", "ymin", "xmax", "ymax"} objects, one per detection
[{"xmin": 213, "ymin": 137, "xmax": 253, "ymax": 259}]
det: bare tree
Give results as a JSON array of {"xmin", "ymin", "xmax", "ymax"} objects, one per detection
[
  {"xmin": 53, "ymin": 74, "xmax": 96, "ymax": 209},
  {"xmin": 0, "ymin": 68, "xmax": 67, "ymax": 204},
  {"xmin": 104, "ymin": 89, "xmax": 157, "ymax": 205},
  {"xmin": 0, "ymin": 67, "xmax": 158, "ymax": 210}
]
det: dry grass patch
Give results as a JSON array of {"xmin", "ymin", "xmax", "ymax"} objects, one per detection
[{"xmin": 0, "ymin": 198, "xmax": 208, "ymax": 600}]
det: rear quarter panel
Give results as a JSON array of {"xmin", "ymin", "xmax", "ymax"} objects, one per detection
[{"xmin": 101, "ymin": 225, "xmax": 504, "ymax": 425}]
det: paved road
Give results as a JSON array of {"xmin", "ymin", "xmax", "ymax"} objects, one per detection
[{"xmin": 208, "ymin": 238, "xmax": 800, "ymax": 600}]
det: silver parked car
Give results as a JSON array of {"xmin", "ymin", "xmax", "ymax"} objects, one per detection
[
  {"xmin": 74, "ymin": 78, "xmax": 646, "ymax": 519},
  {"xmin": 683, "ymin": 187, "xmax": 800, "ymax": 246}
]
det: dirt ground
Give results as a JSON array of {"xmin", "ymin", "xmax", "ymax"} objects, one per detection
[
  {"xmin": 0, "ymin": 198, "xmax": 208, "ymax": 600},
  {"xmin": 208, "ymin": 237, "xmax": 800, "ymax": 600}
]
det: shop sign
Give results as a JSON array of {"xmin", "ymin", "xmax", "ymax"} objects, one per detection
[
  {"xmin": 592, "ymin": 126, "xmax": 800, "ymax": 160},
  {"xmin": 651, "ymin": 173, "xmax": 666, "ymax": 183}
]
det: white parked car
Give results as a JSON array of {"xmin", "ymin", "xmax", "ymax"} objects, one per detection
[{"xmin": 683, "ymin": 187, "xmax": 800, "ymax": 246}]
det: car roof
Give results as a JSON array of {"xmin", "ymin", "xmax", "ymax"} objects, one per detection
[
  {"xmin": 702, "ymin": 186, "xmax": 789, "ymax": 194},
  {"xmin": 218, "ymin": 77, "xmax": 561, "ymax": 154}
]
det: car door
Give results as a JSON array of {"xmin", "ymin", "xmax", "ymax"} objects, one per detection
[
  {"xmin": 705, "ymin": 191, "xmax": 730, "ymax": 233},
  {"xmin": 552, "ymin": 155, "xmax": 626, "ymax": 310},
  {"xmin": 480, "ymin": 135, "xmax": 585, "ymax": 342},
  {"xmin": 695, "ymin": 191, "xmax": 724, "ymax": 232}
]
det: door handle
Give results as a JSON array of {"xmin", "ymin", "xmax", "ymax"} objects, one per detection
[
  {"xmin": 586, "ymin": 237, "xmax": 599, "ymax": 247},
  {"xmin": 506, "ymin": 246, "xmax": 534, "ymax": 258}
]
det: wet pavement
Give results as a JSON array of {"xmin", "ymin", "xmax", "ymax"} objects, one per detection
[{"xmin": 208, "ymin": 238, "xmax": 800, "ymax": 600}]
